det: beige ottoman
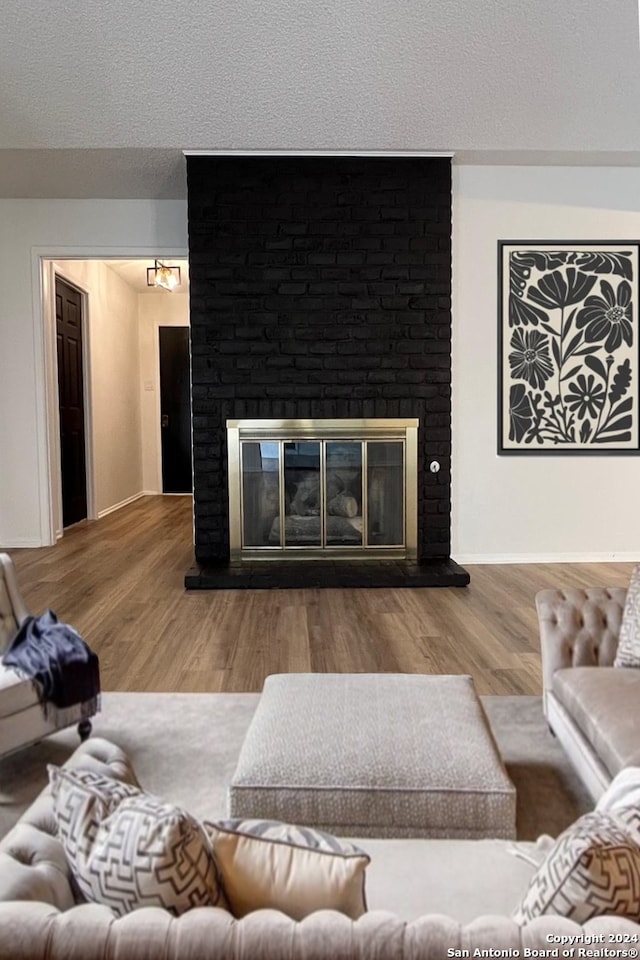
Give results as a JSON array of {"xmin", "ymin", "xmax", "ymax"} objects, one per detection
[{"xmin": 229, "ymin": 674, "xmax": 516, "ymax": 839}]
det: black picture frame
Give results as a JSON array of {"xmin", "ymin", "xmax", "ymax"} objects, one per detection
[{"xmin": 498, "ymin": 241, "xmax": 640, "ymax": 455}]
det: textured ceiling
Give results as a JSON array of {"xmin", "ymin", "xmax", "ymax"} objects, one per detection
[{"xmin": 1, "ymin": 0, "xmax": 639, "ymax": 197}]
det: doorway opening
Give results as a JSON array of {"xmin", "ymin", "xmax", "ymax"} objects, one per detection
[{"xmin": 41, "ymin": 256, "xmax": 190, "ymax": 542}]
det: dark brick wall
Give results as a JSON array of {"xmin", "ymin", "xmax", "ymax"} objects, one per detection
[{"xmin": 187, "ymin": 156, "xmax": 452, "ymax": 563}]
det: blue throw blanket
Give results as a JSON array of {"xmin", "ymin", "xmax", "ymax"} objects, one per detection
[{"xmin": 2, "ymin": 609, "xmax": 100, "ymax": 718}]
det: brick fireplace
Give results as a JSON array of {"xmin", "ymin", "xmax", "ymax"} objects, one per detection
[{"xmin": 184, "ymin": 154, "xmax": 468, "ymax": 588}]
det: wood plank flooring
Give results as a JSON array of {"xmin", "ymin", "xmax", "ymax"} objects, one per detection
[{"xmin": 6, "ymin": 496, "xmax": 635, "ymax": 695}]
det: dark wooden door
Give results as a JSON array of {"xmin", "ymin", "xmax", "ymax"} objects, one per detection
[
  {"xmin": 55, "ymin": 277, "xmax": 88, "ymax": 527},
  {"xmin": 159, "ymin": 326, "xmax": 193, "ymax": 493}
]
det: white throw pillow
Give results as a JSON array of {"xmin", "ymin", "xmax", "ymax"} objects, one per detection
[
  {"xmin": 615, "ymin": 565, "xmax": 640, "ymax": 668},
  {"xmin": 49, "ymin": 766, "xmax": 226, "ymax": 917},
  {"xmin": 597, "ymin": 767, "xmax": 640, "ymax": 817},
  {"xmin": 205, "ymin": 818, "xmax": 369, "ymax": 920}
]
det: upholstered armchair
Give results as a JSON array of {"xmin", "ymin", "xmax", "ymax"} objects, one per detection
[
  {"xmin": 0, "ymin": 553, "xmax": 96, "ymax": 759},
  {"xmin": 536, "ymin": 586, "xmax": 639, "ymax": 800}
]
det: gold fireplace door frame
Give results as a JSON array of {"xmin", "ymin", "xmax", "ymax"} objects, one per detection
[{"xmin": 227, "ymin": 418, "xmax": 418, "ymax": 561}]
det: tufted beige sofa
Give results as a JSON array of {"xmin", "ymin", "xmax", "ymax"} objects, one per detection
[
  {"xmin": 537, "ymin": 587, "xmax": 640, "ymax": 802},
  {"xmin": 1, "ymin": 738, "xmax": 640, "ymax": 959}
]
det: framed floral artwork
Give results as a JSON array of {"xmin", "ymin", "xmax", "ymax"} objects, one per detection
[{"xmin": 498, "ymin": 241, "xmax": 640, "ymax": 454}]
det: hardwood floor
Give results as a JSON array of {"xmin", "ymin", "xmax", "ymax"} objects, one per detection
[{"xmin": 6, "ymin": 496, "xmax": 635, "ymax": 695}]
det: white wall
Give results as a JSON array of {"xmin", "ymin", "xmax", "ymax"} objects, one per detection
[
  {"xmin": 2, "ymin": 182, "xmax": 640, "ymax": 560},
  {"xmin": 452, "ymin": 166, "xmax": 640, "ymax": 561},
  {"xmin": 0, "ymin": 199, "xmax": 187, "ymax": 546},
  {"xmin": 138, "ymin": 292, "xmax": 190, "ymax": 493},
  {"xmin": 55, "ymin": 259, "xmax": 142, "ymax": 523}
]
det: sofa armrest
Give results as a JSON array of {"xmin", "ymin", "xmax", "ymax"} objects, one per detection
[
  {"xmin": 536, "ymin": 588, "xmax": 627, "ymax": 702},
  {"xmin": 0, "ymin": 553, "xmax": 30, "ymax": 629},
  {"xmin": 0, "ymin": 553, "xmax": 30, "ymax": 655}
]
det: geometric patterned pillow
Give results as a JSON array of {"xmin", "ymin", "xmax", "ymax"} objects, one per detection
[
  {"xmin": 616, "ymin": 805, "xmax": 640, "ymax": 843},
  {"xmin": 49, "ymin": 766, "xmax": 226, "ymax": 917},
  {"xmin": 615, "ymin": 566, "xmax": 640, "ymax": 667},
  {"xmin": 513, "ymin": 810, "xmax": 640, "ymax": 925},
  {"xmin": 204, "ymin": 818, "xmax": 369, "ymax": 920}
]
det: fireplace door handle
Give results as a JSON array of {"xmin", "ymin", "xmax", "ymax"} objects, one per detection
[{"xmin": 161, "ymin": 414, "xmax": 169, "ymax": 428}]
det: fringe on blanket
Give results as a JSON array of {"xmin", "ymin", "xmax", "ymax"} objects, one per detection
[{"xmin": 39, "ymin": 693, "xmax": 101, "ymax": 725}]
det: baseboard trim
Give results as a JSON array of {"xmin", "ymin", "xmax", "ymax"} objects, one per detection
[
  {"xmin": 97, "ymin": 492, "xmax": 145, "ymax": 519},
  {"xmin": 455, "ymin": 553, "xmax": 640, "ymax": 564},
  {"xmin": 140, "ymin": 491, "xmax": 193, "ymax": 497},
  {"xmin": 0, "ymin": 538, "xmax": 44, "ymax": 548}
]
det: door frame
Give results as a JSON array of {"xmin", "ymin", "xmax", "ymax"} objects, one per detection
[{"xmin": 33, "ymin": 247, "xmax": 188, "ymax": 545}]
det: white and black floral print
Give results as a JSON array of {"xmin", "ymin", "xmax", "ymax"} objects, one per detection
[{"xmin": 500, "ymin": 243, "xmax": 639, "ymax": 453}]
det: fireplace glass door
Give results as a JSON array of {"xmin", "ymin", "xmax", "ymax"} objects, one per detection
[
  {"xmin": 241, "ymin": 441, "xmax": 279, "ymax": 548},
  {"xmin": 367, "ymin": 441, "xmax": 404, "ymax": 547},
  {"xmin": 325, "ymin": 442, "xmax": 363, "ymax": 547},
  {"xmin": 236, "ymin": 434, "xmax": 410, "ymax": 556},
  {"xmin": 283, "ymin": 441, "xmax": 321, "ymax": 547}
]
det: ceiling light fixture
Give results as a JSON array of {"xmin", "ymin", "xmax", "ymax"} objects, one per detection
[{"xmin": 147, "ymin": 260, "xmax": 181, "ymax": 292}]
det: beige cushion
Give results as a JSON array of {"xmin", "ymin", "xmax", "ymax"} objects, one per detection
[
  {"xmin": 615, "ymin": 565, "xmax": 640, "ymax": 668},
  {"xmin": 49, "ymin": 766, "xmax": 226, "ymax": 917},
  {"xmin": 230, "ymin": 674, "xmax": 516, "ymax": 839},
  {"xmin": 361, "ymin": 837, "xmax": 538, "ymax": 923},
  {"xmin": 552, "ymin": 666, "xmax": 640, "ymax": 776},
  {"xmin": 514, "ymin": 809, "xmax": 640, "ymax": 925},
  {"xmin": 205, "ymin": 818, "xmax": 369, "ymax": 920}
]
